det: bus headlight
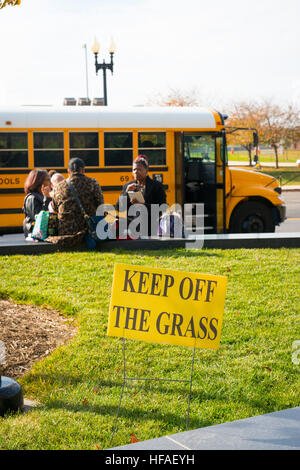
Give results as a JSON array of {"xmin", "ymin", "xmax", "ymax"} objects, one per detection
[{"xmin": 274, "ymin": 187, "xmax": 282, "ymax": 194}]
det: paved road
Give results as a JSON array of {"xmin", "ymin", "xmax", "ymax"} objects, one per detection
[
  {"xmin": 228, "ymin": 162, "xmax": 300, "ymax": 231},
  {"xmin": 276, "ymin": 190, "xmax": 300, "ymax": 233}
]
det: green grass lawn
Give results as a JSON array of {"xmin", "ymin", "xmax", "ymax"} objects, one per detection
[
  {"xmin": 0, "ymin": 248, "xmax": 299, "ymax": 450},
  {"xmin": 256, "ymin": 168, "xmax": 300, "ymax": 186},
  {"xmin": 229, "ymin": 150, "xmax": 300, "ymax": 163}
]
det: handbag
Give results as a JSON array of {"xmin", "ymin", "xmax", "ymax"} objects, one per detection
[
  {"xmin": 66, "ymin": 180, "xmax": 105, "ymax": 248},
  {"xmin": 158, "ymin": 211, "xmax": 185, "ymax": 238},
  {"xmin": 31, "ymin": 210, "xmax": 50, "ymax": 240}
]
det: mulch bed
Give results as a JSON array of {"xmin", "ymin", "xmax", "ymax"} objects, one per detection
[{"xmin": 0, "ymin": 299, "xmax": 77, "ymax": 379}]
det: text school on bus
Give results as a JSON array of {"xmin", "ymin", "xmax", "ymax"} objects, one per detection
[{"xmin": 0, "ymin": 105, "xmax": 286, "ymax": 237}]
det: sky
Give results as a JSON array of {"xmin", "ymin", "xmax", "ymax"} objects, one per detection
[{"xmin": 0, "ymin": 0, "xmax": 300, "ymax": 113}]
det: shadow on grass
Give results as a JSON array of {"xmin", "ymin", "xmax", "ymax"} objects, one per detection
[
  {"xmin": 12, "ymin": 247, "xmax": 223, "ymax": 259},
  {"xmin": 24, "ymin": 372, "xmax": 197, "ymax": 399},
  {"xmin": 24, "ymin": 369, "xmax": 289, "ymax": 434},
  {"xmin": 104, "ymin": 248, "xmax": 223, "ymax": 258},
  {"xmin": 42, "ymin": 397, "xmax": 201, "ymax": 436},
  {"xmin": 24, "ymin": 371, "xmax": 206, "ymax": 429}
]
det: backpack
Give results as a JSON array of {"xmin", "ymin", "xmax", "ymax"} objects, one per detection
[{"xmin": 158, "ymin": 211, "xmax": 185, "ymax": 238}]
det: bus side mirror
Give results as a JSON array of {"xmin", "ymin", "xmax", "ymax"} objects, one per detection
[{"xmin": 253, "ymin": 132, "xmax": 259, "ymax": 148}]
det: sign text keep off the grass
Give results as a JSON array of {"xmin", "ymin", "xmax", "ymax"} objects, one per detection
[{"xmin": 107, "ymin": 264, "xmax": 227, "ymax": 349}]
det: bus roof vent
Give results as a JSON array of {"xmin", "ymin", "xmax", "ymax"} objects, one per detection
[
  {"xmin": 92, "ymin": 97, "xmax": 105, "ymax": 106},
  {"xmin": 63, "ymin": 97, "xmax": 77, "ymax": 106},
  {"xmin": 78, "ymin": 98, "xmax": 91, "ymax": 106}
]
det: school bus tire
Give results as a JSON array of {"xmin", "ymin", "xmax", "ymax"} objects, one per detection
[{"xmin": 229, "ymin": 200, "xmax": 275, "ymax": 233}]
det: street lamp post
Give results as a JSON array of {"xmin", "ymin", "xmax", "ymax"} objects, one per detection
[{"xmin": 92, "ymin": 37, "xmax": 116, "ymax": 106}]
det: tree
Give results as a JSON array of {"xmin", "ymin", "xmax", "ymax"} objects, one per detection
[
  {"xmin": 226, "ymin": 102, "xmax": 260, "ymax": 166},
  {"xmin": 257, "ymin": 100, "xmax": 300, "ymax": 168},
  {"xmin": 148, "ymin": 88, "xmax": 199, "ymax": 107},
  {"xmin": 0, "ymin": 0, "xmax": 21, "ymax": 8},
  {"xmin": 227, "ymin": 99, "xmax": 300, "ymax": 168}
]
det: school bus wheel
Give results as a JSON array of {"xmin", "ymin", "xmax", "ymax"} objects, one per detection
[{"xmin": 229, "ymin": 200, "xmax": 275, "ymax": 233}]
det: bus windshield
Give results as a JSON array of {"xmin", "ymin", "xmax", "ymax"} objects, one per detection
[{"xmin": 184, "ymin": 135, "xmax": 215, "ymax": 162}]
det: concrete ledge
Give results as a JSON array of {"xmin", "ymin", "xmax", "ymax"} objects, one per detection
[
  {"xmin": 110, "ymin": 407, "xmax": 300, "ymax": 450},
  {"xmin": 186, "ymin": 232, "xmax": 300, "ymax": 249},
  {"xmin": 98, "ymin": 233, "xmax": 300, "ymax": 250},
  {"xmin": 0, "ymin": 232, "xmax": 299, "ymax": 256}
]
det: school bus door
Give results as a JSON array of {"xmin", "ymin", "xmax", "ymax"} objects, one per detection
[{"xmin": 175, "ymin": 132, "xmax": 226, "ymax": 233}]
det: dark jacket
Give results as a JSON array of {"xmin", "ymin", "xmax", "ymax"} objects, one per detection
[
  {"xmin": 116, "ymin": 176, "xmax": 167, "ymax": 235},
  {"xmin": 116, "ymin": 176, "xmax": 166, "ymax": 210},
  {"xmin": 23, "ymin": 192, "xmax": 51, "ymax": 237}
]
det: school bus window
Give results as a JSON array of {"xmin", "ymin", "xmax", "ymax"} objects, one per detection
[
  {"xmin": 33, "ymin": 132, "xmax": 64, "ymax": 167},
  {"xmin": 34, "ymin": 132, "xmax": 63, "ymax": 149},
  {"xmin": 104, "ymin": 132, "xmax": 133, "ymax": 166},
  {"xmin": 69, "ymin": 132, "xmax": 99, "ymax": 166},
  {"xmin": 0, "ymin": 132, "xmax": 28, "ymax": 168},
  {"xmin": 138, "ymin": 132, "xmax": 166, "ymax": 165},
  {"xmin": 184, "ymin": 135, "xmax": 215, "ymax": 162}
]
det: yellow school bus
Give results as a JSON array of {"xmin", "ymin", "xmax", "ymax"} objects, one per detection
[{"xmin": 0, "ymin": 106, "xmax": 286, "ymax": 234}]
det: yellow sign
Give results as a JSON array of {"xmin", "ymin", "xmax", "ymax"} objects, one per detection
[{"xmin": 107, "ymin": 264, "xmax": 227, "ymax": 349}]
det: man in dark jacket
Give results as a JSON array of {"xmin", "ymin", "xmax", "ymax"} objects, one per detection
[{"xmin": 47, "ymin": 158, "xmax": 104, "ymax": 246}]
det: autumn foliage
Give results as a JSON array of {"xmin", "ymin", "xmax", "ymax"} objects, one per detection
[
  {"xmin": 226, "ymin": 102, "xmax": 259, "ymax": 165},
  {"xmin": 152, "ymin": 86, "xmax": 300, "ymax": 167},
  {"xmin": 227, "ymin": 100, "xmax": 300, "ymax": 167},
  {"xmin": 149, "ymin": 88, "xmax": 199, "ymax": 107},
  {"xmin": 0, "ymin": 0, "xmax": 21, "ymax": 9}
]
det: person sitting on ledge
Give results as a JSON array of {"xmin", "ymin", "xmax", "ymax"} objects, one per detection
[
  {"xmin": 48, "ymin": 172, "xmax": 65, "ymax": 213},
  {"xmin": 115, "ymin": 155, "xmax": 166, "ymax": 237},
  {"xmin": 46, "ymin": 157, "xmax": 104, "ymax": 248},
  {"xmin": 50, "ymin": 172, "xmax": 64, "ymax": 188},
  {"xmin": 23, "ymin": 169, "xmax": 51, "ymax": 238}
]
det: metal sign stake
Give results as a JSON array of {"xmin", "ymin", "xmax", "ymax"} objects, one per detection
[{"xmin": 109, "ymin": 338, "xmax": 196, "ymax": 447}]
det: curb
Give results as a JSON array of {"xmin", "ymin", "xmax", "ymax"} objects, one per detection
[
  {"xmin": 0, "ymin": 233, "xmax": 300, "ymax": 255},
  {"xmin": 109, "ymin": 407, "xmax": 300, "ymax": 450}
]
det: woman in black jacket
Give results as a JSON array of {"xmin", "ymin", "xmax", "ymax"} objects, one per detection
[
  {"xmin": 116, "ymin": 155, "xmax": 166, "ymax": 237},
  {"xmin": 23, "ymin": 169, "xmax": 51, "ymax": 237}
]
